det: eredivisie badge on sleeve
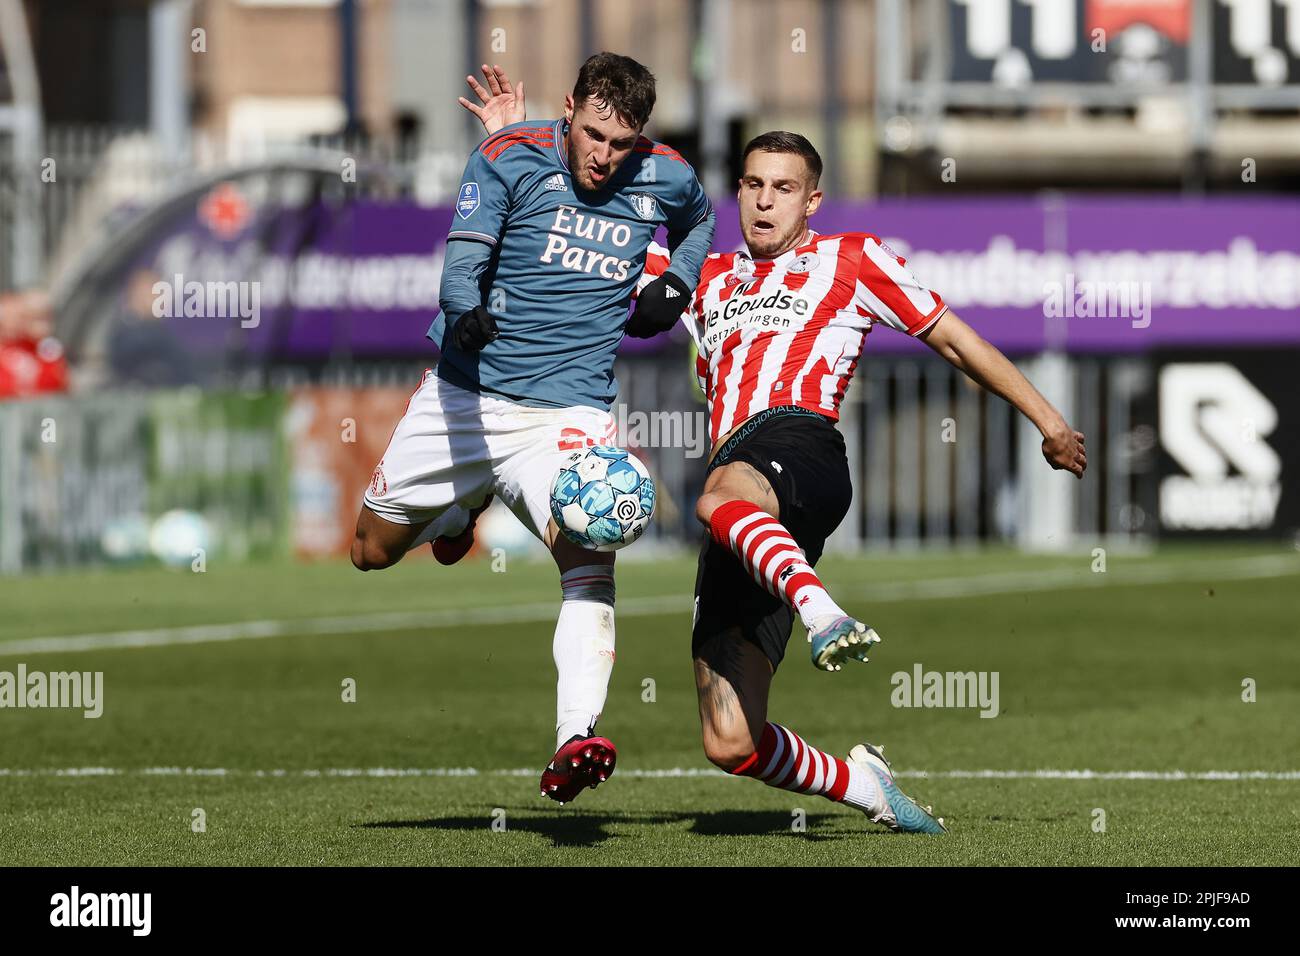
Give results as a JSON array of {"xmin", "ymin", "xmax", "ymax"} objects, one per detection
[{"xmin": 456, "ymin": 182, "xmax": 481, "ymax": 219}]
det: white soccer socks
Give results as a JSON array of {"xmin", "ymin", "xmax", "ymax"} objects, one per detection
[{"xmin": 553, "ymin": 565, "xmax": 617, "ymax": 748}]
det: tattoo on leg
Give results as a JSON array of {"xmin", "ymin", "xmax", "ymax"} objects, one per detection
[
  {"xmin": 699, "ymin": 662, "xmax": 740, "ymax": 728},
  {"xmin": 696, "ymin": 635, "xmax": 751, "ymax": 730},
  {"xmin": 741, "ymin": 462, "xmax": 773, "ymax": 499},
  {"xmin": 720, "ymin": 461, "xmax": 776, "ymax": 515}
]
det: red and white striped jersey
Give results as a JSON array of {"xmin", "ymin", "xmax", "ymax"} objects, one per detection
[{"xmin": 641, "ymin": 230, "xmax": 947, "ymax": 446}]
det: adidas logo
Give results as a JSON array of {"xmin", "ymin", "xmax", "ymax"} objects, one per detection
[
  {"xmin": 544, "ymin": 174, "xmax": 567, "ymax": 191},
  {"xmin": 664, "ymin": 286, "xmax": 681, "ymax": 298}
]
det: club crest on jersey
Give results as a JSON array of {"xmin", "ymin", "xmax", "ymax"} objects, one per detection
[
  {"xmin": 728, "ymin": 254, "xmax": 759, "ymax": 283},
  {"xmin": 629, "ymin": 193, "xmax": 658, "ymax": 221},
  {"xmin": 456, "ymin": 182, "xmax": 481, "ymax": 219},
  {"xmin": 787, "ymin": 252, "xmax": 820, "ymax": 274}
]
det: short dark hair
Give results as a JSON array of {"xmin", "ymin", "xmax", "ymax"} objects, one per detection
[
  {"xmin": 742, "ymin": 131, "xmax": 823, "ymax": 186},
  {"xmin": 572, "ymin": 53, "xmax": 657, "ymax": 130}
]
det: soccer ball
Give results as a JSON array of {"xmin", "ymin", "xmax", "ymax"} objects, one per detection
[
  {"xmin": 550, "ymin": 445, "xmax": 655, "ymax": 551},
  {"xmin": 149, "ymin": 509, "xmax": 212, "ymax": 567}
]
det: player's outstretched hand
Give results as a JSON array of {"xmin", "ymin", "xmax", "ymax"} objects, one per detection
[
  {"xmin": 457, "ymin": 63, "xmax": 526, "ymax": 136},
  {"xmin": 1042, "ymin": 425, "xmax": 1086, "ymax": 478}
]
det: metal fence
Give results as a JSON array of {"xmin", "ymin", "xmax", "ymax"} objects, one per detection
[
  {"xmin": 0, "ymin": 351, "xmax": 1154, "ymax": 573},
  {"xmin": 615, "ymin": 351, "xmax": 1155, "ymax": 554},
  {"xmin": 0, "ymin": 389, "xmax": 288, "ymax": 574},
  {"xmin": 0, "ymin": 124, "xmax": 468, "ymax": 293}
]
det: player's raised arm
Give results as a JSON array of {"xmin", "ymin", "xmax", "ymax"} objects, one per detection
[
  {"xmin": 919, "ymin": 309, "xmax": 1087, "ymax": 478},
  {"xmin": 435, "ymin": 145, "xmax": 513, "ymax": 352},
  {"xmin": 447, "ymin": 61, "xmax": 530, "ymax": 352},
  {"xmin": 853, "ymin": 235, "xmax": 1085, "ymax": 479}
]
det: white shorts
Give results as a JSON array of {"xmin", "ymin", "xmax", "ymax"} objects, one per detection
[{"xmin": 363, "ymin": 370, "xmax": 618, "ymax": 541}]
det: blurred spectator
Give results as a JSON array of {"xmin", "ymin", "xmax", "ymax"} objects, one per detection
[
  {"xmin": 107, "ymin": 269, "xmax": 204, "ymax": 387},
  {"xmin": 0, "ymin": 289, "xmax": 70, "ymax": 399}
]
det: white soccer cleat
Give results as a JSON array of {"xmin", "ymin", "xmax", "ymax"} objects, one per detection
[{"xmin": 848, "ymin": 742, "xmax": 947, "ymax": 835}]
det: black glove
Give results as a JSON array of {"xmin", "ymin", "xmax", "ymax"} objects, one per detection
[
  {"xmin": 626, "ymin": 272, "xmax": 691, "ymax": 339},
  {"xmin": 450, "ymin": 305, "xmax": 499, "ymax": 351}
]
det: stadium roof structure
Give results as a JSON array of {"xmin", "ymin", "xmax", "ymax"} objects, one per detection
[
  {"xmin": 52, "ymin": 150, "xmax": 409, "ymax": 379},
  {"xmin": 875, "ymin": 0, "xmax": 1300, "ymax": 188}
]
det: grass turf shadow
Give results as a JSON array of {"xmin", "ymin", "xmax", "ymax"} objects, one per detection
[{"xmin": 359, "ymin": 807, "xmax": 851, "ymax": 848}]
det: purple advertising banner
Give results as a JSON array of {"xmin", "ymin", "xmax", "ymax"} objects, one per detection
[
  {"xmin": 710, "ymin": 197, "xmax": 1300, "ymax": 354},
  {"xmin": 134, "ymin": 191, "xmax": 1300, "ymax": 359}
]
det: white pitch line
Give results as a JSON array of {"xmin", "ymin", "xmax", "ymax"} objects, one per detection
[
  {"xmin": 1, "ymin": 553, "xmax": 1296, "ymax": 657},
  {"xmin": 852, "ymin": 553, "xmax": 1300, "ymax": 602},
  {"xmin": 0, "ymin": 595, "xmax": 692, "ymax": 657},
  {"xmin": 1, "ymin": 767, "xmax": 1298, "ymax": 781}
]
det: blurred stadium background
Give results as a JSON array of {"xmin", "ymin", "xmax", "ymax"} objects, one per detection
[{"xmin": 0, "ymin": 0, "xmax": 1296, "ymax": 570}]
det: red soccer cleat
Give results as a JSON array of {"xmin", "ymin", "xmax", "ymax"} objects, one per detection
[
  {"xmin": 430, "ymin": 495, "xmax": 493, "ymax": 565},
  {"xmin": 540, "ymin": 734, "xmax": 617, "ymax": 804}
]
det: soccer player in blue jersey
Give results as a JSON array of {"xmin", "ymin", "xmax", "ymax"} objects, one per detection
[{"xmin": 350, "ymin": 54, "xmax": 716, "ymax": 803}]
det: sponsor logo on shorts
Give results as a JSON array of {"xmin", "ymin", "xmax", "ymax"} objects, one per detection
[
  {"xmin": 557, "ymin": 419, "xmax": 618, "ymax": 452},
  {"xmin": 557, "ymin": 428, "xmax": 593, "ymax": 452}
]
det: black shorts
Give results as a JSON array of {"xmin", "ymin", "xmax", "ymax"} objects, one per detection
[{"xmin": 692, "ymin": 407, "xmax": 853, "ymax": 671}]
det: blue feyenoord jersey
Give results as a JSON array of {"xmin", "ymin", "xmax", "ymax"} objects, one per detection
[{"xmin": 432, "ymin": 118, "xmax": 714, "ymax": 411}]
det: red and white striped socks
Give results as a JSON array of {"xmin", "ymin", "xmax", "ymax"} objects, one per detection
[
  {"xmin": 708, "ymin": 499, "xmax": 844, "ymax": 628},
  {"xmin": 733, "ymin": 722, "xmax": 881, "ymax": 812}
]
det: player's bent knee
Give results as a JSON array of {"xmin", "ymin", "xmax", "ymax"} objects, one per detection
[
  {"xmin": 350, "ymin": 533, "xmax": 398, "ymax": 571},
  {"xmin": 695, "ymin": 492, "xmax": 726, "ymax": 529},
  {"xmin": 701, "ymin": 731, "xmax": 757, "ymax": 773}
]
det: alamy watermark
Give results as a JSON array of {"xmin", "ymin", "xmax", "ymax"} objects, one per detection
[
  {"xmin": 615, "ymin": 404, "xmax": 710, "ymax": 459},
  {"xmin": 891, "ymin": 663, "xmax": 999, "ymax": 718},
  {"xmin": 50, "ymin": 886, "xmax": 150, "ymax": 936},
  {"xmin": 152, "ymin": 274, "xmax": 261, "ymax": 328},
  {"xmin": 1043, "ymin": 274, "xmax": 1151, "ymax": 329},
  {"xmin": 0, "ymin": 664, "xmax": 103, "ymax": 718}
]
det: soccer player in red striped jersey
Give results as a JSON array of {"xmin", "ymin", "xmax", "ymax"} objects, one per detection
[{"xmin": 638, "ymin": 132, "xmax": 1086, "ymax": 833}]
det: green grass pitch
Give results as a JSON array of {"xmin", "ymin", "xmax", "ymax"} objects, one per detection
[{"xmin": 1, "ymin": 544, "xmax": 1297, "ymax": 866}]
